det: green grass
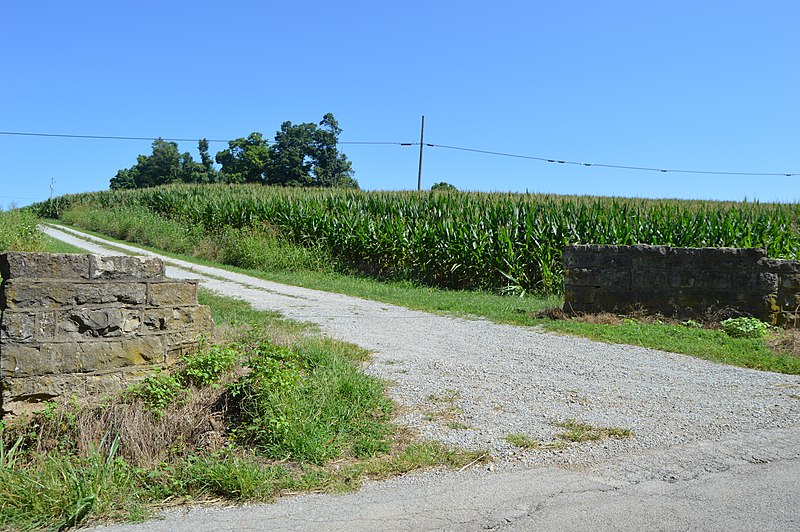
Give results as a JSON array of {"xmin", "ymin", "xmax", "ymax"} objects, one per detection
[
  {"xmin": 0, "ymin": 209, "xmax": 45, "ymax": 253},
  {"xmin": 553, "ymin": 419, "xmax": 633, "ymax": 442},
  {"xmin": 543, "ymin": 319, "xmax": 800, "ymax": 374},
  {"xmin": 41, "ymin": 234, "xmax": 88, "ymax": 253},
  {"xmin": 503, "ymin": 434, "xmax": 566, "ymax": 450},
  {"xmin": 0, "ymin": 436, "xmax": 148, "ymax": 530}
]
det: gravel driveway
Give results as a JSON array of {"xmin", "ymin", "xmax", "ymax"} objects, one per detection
[{"xmin": 43, "ymin": 225, "xmax": 800, "ymax": 530}]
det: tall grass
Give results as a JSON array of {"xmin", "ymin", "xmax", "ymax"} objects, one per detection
[
  {"xmin": 34, "ymin": 185, "xmax": 800, "ymax": 294},
  {"xmin": 0, "ymin": 209, "xmax": 45, "ymax": 253},
  {"xmin": 0, "ymin": 436, "xmax": 144, "ymax": 530}
]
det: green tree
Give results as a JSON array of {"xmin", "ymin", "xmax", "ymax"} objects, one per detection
[
  {"xmin": 312, "ymin": 113, "xmax": 357, "ymax": 188},
  {"xmin": 198, "ymin": 138, "xmax": 217, "ymax": 182},
  {"xmin": 267, "ymin": 122, "xmax": 316, "ymax": 186},
  {"xmin": 215, "ymin": 133, "xmax": 270, "ymax": 183},
  {"xmin": 267, "ymin": 113, "xmax": 357, "ymax": 188},
  {"xmin": 135, "ymin": 138, "xmax": 182, "ymax": 187},
  {"xmin": 179, "ymin": 152, "xmax": 203, "ymax": 183},
  {"xmin": 431, "ymin": 182, "xmax": 457, "ymax": 191},
  {"xmin": 110, "ymin": 138, "xmax": 213, "ymax": 189},
  {"xmin": 109, "ymin": 168, "xmax": 136, "ymax": 190}
]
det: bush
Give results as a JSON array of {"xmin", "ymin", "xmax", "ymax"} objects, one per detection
[{"xmin": 720, "ymin": 317, "xmax": 769, "ymax": 339}]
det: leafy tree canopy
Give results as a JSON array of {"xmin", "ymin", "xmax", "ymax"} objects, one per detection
[
  {"xmin": 215, "ymin": 132, "xmax": 271, "ymax": 184},
  {"xmin": 110, "ymin": 114, "xmax": 356, "ymax": 190},
  {"xmin": 431, "ymin": 182, "xmax": 457, "ymax": 191},
  {"xmin": 110, "ymin": 139, "xmax": 217, "ymax": 190}
]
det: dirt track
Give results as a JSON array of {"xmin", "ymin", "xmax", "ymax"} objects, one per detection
[{"xmin": 43, "ymin": 224, "xmax": 800, "ymax": 531}]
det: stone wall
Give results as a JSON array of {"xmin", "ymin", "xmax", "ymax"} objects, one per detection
[
  {"xmin": 0, "ymin": 252, "xmax": 213, "ymax": 417},
  {"xmin": 562, "ymin": 245, "xmax": 800, "ymax": 326}
]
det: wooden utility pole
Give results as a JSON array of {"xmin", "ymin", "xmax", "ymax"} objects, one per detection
[{"xmin": 417, "ymin": 115, "xmax": 425, "ymax": 191}]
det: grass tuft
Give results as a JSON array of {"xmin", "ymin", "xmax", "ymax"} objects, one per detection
[
  {"xmin": 554, "ymin": 419, "xmax": 633, "ymax": 442},
  {"xmin": 504, "ymin": 434, "xmax": 566, "ymax": 450}
]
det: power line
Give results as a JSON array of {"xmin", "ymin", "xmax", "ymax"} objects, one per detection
[
  {"xmin": 1, "ymin": 130, "xmax": 796, "ymax": 177},
  {"xmin": 427, "ymin": 143, "xmax": 798, "ymax": 177},
  {"xmin": 0, "ymin": 131, "xmax": 405, "ymax": 146},
  {"xmin": 0, "ymin": 131, "xmax": 229, "ymax": 143}
]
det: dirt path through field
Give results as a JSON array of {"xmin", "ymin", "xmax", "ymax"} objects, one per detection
[{"xmin": 42, "ymin": 224, "xmax": 800, "ymax": 531}]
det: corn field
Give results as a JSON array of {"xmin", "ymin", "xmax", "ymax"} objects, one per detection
[{"xmin": 34, "ymin": 184, "xmax": 800, "ymax": 295}]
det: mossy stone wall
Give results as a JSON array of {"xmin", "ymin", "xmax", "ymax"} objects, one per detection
[
  {"xmin": 0, "ymin": 252, "xmax": 213, "ymax": 417},
  {"xmin": 563, "ymin": 245, "xmax": 799, "ymax": 326}
]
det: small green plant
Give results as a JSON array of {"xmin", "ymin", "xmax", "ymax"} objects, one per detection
[
  {"xmin": 182, "ymin": 343, "xmax": 240, "ymax": 388},
  {"xmin": 127, "ymin": 371, "xmax": 184, "ymax": 415},
  {"xmin": 504, "ymin": 433, "xmax": 566, "ymax": 450},
  {"xmin": 720, "ymin": 317, "xmax": 769, "ymax": 339},
  {"xmin": 554, "ymin": 419, "xmax": 633, "ymax": 443}
]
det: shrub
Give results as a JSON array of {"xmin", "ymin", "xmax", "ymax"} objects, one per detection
[{"xmin": 720, "ymin": 317, "xmax": 769, "ymax": 339}]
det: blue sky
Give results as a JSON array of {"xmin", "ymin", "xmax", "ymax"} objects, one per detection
[{"xmin": 2, "ymin": 1, "xmax": 797, "ymax": 207}]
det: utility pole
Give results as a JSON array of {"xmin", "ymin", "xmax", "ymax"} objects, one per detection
[
  {"xmin": 417, "ymin": 115, "xmax": 425, "ymax": 191},
  {"xmin": 50, "ymin": 178, "xmax": 55, "ymax": 199}
]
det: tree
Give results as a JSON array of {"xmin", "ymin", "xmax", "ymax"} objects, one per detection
[
  {"xmin": 215, "ymin": 133, "xmax": 270, "ymax": 184},
  {"xmin": 108, "ymin": 115, "xmax": 357, "ymax": 190},
  {"xmin": 311, "ymin": 113, "xmax": 357, "ymax": 188},
  {"xmin": 198, "ymin": 139, "xmax": 217, "ymax": 181},
  {"xmin": 267, "ymin": 122, "xmax": 317, "ymax": 186},
  {"xmin": 109, "ymin": 168, "xmax": 136, "ymax": 190},
  {"xmin": 266, "ymin": 113, "xmax": 357, "ymax": 188},
  {"xmin": 134, "ymin": 138, "xmax": 182, "ymax": 187},
  {"xmin": 109, "ymin": 138, "xmax": 211, "ymax": 189},
  {"xmin": 431, "ymin": 182, "xmax": 457, "ymax": 191}
]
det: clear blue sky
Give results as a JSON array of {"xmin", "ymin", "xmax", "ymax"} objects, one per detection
[{"xmin": 2, "ymin": 0, "xmax": 797, "ymax": 208}]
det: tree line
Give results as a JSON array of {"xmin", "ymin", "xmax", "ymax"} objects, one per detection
[{"xmin": 109, "ymin": 113, "xmax": 357, "ymax": 190}]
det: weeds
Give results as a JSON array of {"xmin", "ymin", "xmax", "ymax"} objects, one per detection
[
  {"xmin": 182, "ymin": 343, "xmax": 241, "ymax": 388},
  {"xmin": 504, "ymin": 420, "xmax": 632, "ymax": 452},
  {"xmin": 554, "ymin": 419, "xmax": 633, "ymax": 442},
  {"xmin": 0, "ymin": 209, "xmax": 45, "ymax": 254},
  {"xmin": 720, "ymin": 317, "xmax": 769, "ymax": 339},
  {"xmin": 503, "ymin": 434, "xmax": 566, "ymax": 450},
  {"xmin": 127, "ymin": 371, "xmax": 185, "ymax": 415},
  {"xmin": 229, "ymin": 340, "xmax": 393, "ymax": 464}
]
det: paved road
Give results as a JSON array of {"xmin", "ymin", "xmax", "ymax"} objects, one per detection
[{"xmin": 42, "ymin": 225, "xmax": 800, "ymax": 531}]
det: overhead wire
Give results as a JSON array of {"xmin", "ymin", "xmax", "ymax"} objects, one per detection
[
  {"xmin": 0, "ymin": 131, "xmax": 406, "ymax": 146},
  {"xmin": 426, "ymin": 143, "xmax": 798, "ymax": 177},
  {"xmin": 0, "ymin": 130, "xmax": 796, "ymax": 177}
]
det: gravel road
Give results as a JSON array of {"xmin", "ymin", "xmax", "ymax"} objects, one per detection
[{"xmin": 42, "ymin": 225, "xmax": 800, "ymax": 531}]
